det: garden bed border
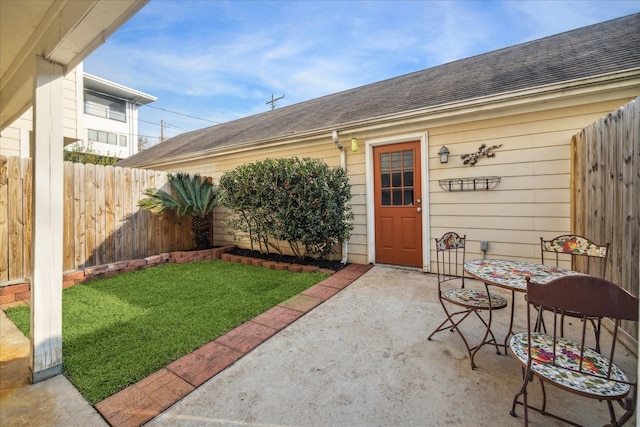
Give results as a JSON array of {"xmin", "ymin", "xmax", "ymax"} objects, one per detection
[{"xmin": 0, "ymin": 246, "xmax": 336, "ymax": 306}]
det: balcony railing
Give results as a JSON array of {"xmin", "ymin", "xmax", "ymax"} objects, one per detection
[{"xmin": 85, "ymin": 104, "xmax": 126, "ymax": 122}]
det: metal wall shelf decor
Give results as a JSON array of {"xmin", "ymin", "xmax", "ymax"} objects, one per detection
[{"xmin": 439, "ymin": 176, "xmax": 501, "ymax": 191}]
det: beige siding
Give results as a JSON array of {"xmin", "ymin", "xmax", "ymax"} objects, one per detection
[
  {"xmin": 62, "ymin": 65, "xmax": 80, "ymax": 141},
  {"xmin": 426, "ymin": 96, "xmax": 636, "ymax": 269},
  {"xmin": 0, "ymin": 110, "xmax": 30, "ymax": 157},
  {"xmin": 140, "ymin": 91, "xmax": 638, "ymax": 268},
  {"xmin": 0, "ymin": 66, "xmax": 80, "ymax": 158},
  {"xmin": 0, "ymin": 127, "xmax": 22, "ymax": 157}
]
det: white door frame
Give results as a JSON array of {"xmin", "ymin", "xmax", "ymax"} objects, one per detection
[{"xmin": 365, "ymin": 132, "xmax": 430, "ymax": 272}]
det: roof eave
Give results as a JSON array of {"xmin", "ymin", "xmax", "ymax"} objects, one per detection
[
  {"xmin": 132, "ymin": 69, "xmax": 640, "ymax": 170},
  {"xmin": 84, "ymin": 73, "xmax": 157, "ymax": 104}
]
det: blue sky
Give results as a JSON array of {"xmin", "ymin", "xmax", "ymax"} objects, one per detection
[{"xmin": 84, "ymin": 0, "xmax": 639, "ymax": 146}]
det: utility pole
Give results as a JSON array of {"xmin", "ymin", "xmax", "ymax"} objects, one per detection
[
  {"xmin": 160, "ymin": 120, "xmax": 164, "ymax": 143},
  {"xmin": 266, "ymin": 94, "xmax": 284, "ymax": 110}
]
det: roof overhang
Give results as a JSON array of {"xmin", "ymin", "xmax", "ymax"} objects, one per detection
[
  {"xmin": 84, "ymin": 73, "xmax": 157, "ymax": 105},
  {"xmin": 133, "ymin": 69, "xmax": 640, "ymax": 170},
  {"xmin": 0, "ymin": 0, "xmax": 149, "ymax": 131}
]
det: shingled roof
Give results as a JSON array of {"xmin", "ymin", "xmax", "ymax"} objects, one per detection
[{"xmin": 118, "ymin": 13, "xmax": 640, "ymax": 168}]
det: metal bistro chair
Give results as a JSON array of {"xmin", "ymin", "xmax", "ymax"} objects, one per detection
[
  {"xmin": 427, "ymin": 232, "xmax": 507, "ymax": 369},
  {"xmin": 510, "ymin": 275, "xmax": 637, "ymax": 426},
  {"xmin": 539, "ymin": 234, "xmax": 609, "ymax": 351}
]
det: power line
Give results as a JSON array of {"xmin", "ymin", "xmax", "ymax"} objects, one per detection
[
  {"xmin": 138, "ymin": 118, "xmax": 189, "ymax": 132},
  {"xmin": 164, "ymin": 122, "xmax": 189, "ymax": 132},
  {"xmin": 142, "ymin": 104, "xmax": 220, "ymax": 124},
  {"xmin": 138, "ymin": 118, "xmax": 163, "ymax": 127}
]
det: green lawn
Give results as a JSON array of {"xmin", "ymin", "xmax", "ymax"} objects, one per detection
[{"xmin": 5, "ymin": 259, "xmax": 328, "ymax": 404}]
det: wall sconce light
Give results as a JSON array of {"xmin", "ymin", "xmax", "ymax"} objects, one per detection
[
  {"xmin": 438, "ymin": 146, "xmax": 450, "ymax": 164},
  {"xmin": 351, "ymin": 137, "xmax": 358, "ymax": 152}
]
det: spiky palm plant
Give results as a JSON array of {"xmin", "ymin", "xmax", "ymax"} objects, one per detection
[{"xmin": 138, "ymin": 173, "xmax": 219, "ymax": 250}]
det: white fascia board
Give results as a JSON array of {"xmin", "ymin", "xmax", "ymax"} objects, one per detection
[{"xmin": 84, "ymin": 73, "xmax": 157, "ymax": 104}]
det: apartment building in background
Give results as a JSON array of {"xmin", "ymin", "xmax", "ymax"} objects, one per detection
[{"xmin": 0, "ymin": 62, "xmax": 156, "ymax": 160}]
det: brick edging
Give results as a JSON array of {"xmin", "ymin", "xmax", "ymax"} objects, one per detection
[
  {"xmin": 0, "ymin": 246, "xmax": 236, "ymax": 305},
  {"xmin": 0, "ymin": 247, "xmax": 340, "ymax": 305}
]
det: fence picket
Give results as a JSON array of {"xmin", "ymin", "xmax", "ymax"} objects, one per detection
[
  {"xmin": 22, "ymin": 158, "xmax": 32, "ymax": 280},
  {"xmin": 8, "ymin": 156, "xmax": 23, "ymax": 281},
  {"xmin": 63, "ymin": 162, "xmax": 75, "ymax": 271},
  {"xmin": 84, "ymin": 163, "xmax": 96, "ymax": 267},
  {"xmin": 74, "ymin": 162, "xmax": 86, "ymax": 268},
  {"xmin": 95, "ymin": 165, "xmax": 106, "ymax": 265},
  {"xmin": 104, "ymin": 165, "xmax": 116, "ymax": 264},
  {"xmin": 0, "ymin": 156, "xmax": 8, "ymax": 282},
  {"xmin": 137, "ymin": 169, "xmax": 148, "ymax": 259}
]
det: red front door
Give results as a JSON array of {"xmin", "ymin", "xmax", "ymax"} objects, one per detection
[{"xmin": 373, "ymin": 141, "xmax": 423, "ymax": 267}]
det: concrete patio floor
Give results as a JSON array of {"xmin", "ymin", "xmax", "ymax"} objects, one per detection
[
  {"xmin": 1, "ymin": 264, "xmax": 638, "ymax": 426},
  {"xmin": 0, "ymin": 310, "xmax": 108, "ymax": 426}
]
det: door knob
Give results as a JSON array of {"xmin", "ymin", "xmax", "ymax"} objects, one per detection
[
  {"xmin": 417, "ymin": 199, "xmax": 421, "ymax": 204},
  {"xmin": 417, "ymin": 207, "xmax": 422, "ymax": 212}
]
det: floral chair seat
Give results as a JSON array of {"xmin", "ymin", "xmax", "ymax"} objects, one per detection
[
  {"xmin": 443, "ymin": 288, "xmax": 507, "ymax": 309},
  {"xmin": 510, "ymin": 332, "xmax": 630, "ymax": 398}
]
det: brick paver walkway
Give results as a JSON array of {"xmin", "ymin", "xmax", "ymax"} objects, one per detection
[{"xmin": 94, "ymin": 263, "xmax": 373, "ymax": 427}]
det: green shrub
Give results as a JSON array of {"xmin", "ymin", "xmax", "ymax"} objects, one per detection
[{"xmin": 220, "ymin": 157, "xmax": 354, "ymax": 259}]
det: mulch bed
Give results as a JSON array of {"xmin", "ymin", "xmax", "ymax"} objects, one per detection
[{"xmin": 227, "ymin": 247, "xmax": 349, "ymax": 271}]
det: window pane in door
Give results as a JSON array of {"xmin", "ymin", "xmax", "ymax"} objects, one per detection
[
  {"xmin": 392, "ymin": 189, "xmax": 402, "ymax": 205},
  {"xmin": 392, "ymin": 172, "xmax": 402, "ymax": 187},
  {"xmin": 404, "ymin": 170, "xmax": 414, "ymax": 186},
  {"xmin": 404, "ymin": 189, "xmax": 414, "ymax": 205},
  {"xmin": 381, "ymin": 154, "xmax": 390, "ymax": 170},
  {"xmin": 381, "ymin": 173, "xmax": 390, "ymax": 188},
  {"xmin": 403, "ymin": 151, "xmax": 413, "ymax": 168},
  {"xmin": 381, "ymin": 189, "xmax": 391, "ymax": 206},
  {"xmin": 392, "ymin": 152, "xmax": 401, "ymax": 169}
]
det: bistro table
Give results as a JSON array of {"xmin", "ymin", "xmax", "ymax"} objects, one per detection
[{"xmin": 463, "ymin": 258, "xmax": 585, "ymax": 362}]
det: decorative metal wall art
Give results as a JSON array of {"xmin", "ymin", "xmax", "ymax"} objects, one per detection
[{"xmin": 460, "ymin": 144, "xmax": 502, "ymax": 166}]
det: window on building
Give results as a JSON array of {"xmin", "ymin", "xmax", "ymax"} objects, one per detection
[
  {"xmin": 84, "ymin": 91, "xmax": 126, "ymax": 122},
  {"xmin": 88, "ymin": 129, "xmax": 127, "ymax": 147}
]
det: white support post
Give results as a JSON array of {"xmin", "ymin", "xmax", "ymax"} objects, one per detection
[{"xmin": 30, "ymin": 55, "xmax": 64, "ymax": 383}]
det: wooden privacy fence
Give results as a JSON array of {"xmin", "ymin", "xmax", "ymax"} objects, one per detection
[
  {"xmin": 572, "ymin": 96, "xmax": 639, "ymax": 342},
  {"xmin": 0, "ymin": 157, "xmax": 194, "ymax": 284}
]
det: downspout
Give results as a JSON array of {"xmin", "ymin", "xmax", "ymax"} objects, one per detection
[{"xmin": 332, "ymin": 131, "xmax": 349, "ymax": 264}]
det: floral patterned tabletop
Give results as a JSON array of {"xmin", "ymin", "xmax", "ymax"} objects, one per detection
[{"xmin": 464, "ymin": 259, "xmax": 585, "ymax": 292}]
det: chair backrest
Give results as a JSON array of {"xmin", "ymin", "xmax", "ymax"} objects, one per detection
[
  {"xmin": 525, "ymin": 275, "xmax": 638, "ymax": 380},
  {"xmin": 435, "ymin": 232, "xmax": 466, "ymax": 287},
  {"xmin": 540, "ymin": 234, "xmax": 609, "ymax": 278}
]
